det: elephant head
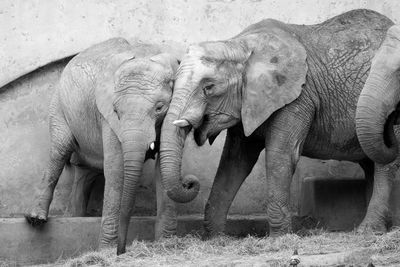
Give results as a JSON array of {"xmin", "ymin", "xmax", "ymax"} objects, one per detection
[
  {"xmin": 356, "ymin": 25, "xmax": 400, "ymax": 164},
  {"xmin": 160, "ymin": 22, "xmax": 307, "ymax": 203},
  {"xmin": 95, "ymin": 51, "xmax": 179, "ymax": 254}
]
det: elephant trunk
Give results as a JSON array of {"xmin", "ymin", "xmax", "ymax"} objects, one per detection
[
  {"xmin": 356, "ymin": 25, "xmax": 400, "ymax": 164},
  {"xmin": 160, "ymin": 78, "xmax": 200, "ymax": 203},
  {"xmin": 116, "ymin": 128, "xmax": 147, "ymax": 255}
]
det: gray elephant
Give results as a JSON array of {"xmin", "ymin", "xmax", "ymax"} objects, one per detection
[
  {"xmin": 25, "ymin": 38, "xmax": 179, "ymax": 255},
  {"xmin": 356, "ymin": 25, "xmax": 400, "ymax": 164},
  {"xmin": 158, "ymin": 9, "xmax": 400, "ymax": 238}
]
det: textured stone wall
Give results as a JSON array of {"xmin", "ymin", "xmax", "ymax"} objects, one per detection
[{"xmin": 1, "ymin": 0, "xmax": 399, "ymax": 218}]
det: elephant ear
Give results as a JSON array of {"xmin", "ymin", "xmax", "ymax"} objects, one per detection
[
  {"xmin": 150, "ymin": 53, "xmax": 180, "ymax": 77},
  {"xmin": 95, "ymin": 51, "xmax": 135, "ymax": 141},
  {"xmin": 241, "ymin": 29, "xmax": 308, "ymax": 136}
]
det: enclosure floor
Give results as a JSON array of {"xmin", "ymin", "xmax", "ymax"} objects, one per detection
[{"xmin": 39, "ymin": 229, "xmax": 400, "ymax": 267}]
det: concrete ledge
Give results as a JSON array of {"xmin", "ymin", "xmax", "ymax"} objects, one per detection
[
  {"xmin": 300, "ymin": 177, "xmax": 367, "ymax": 231},
  {"xmin": 0, "ymin": 215, "xmax": 268, "ymax": 266}
]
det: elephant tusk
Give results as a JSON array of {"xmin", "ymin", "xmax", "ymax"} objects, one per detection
[
  {"xmin": 150, "ymin": 142, "xmax": 155, "ymax": 150},
  {"xmin": 173, "ymin": 119, "xmax": 190, "ymax": 127}
]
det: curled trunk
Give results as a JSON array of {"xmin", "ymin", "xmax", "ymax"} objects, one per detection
[
  {"xmin": 356, "ymin": 25, "xmax": 400, "ymax": 164},
  {"xmin": 160, "ymin": 78, "xmax": 200, "ymax": 203},
  {"xmin": 117, "ymin": 129, "xmax": 147, "ymax": 255}
]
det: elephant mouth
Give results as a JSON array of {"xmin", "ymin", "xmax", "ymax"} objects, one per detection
[
  {"xmin": 193, "ymin": 116, "xmax": 220, "ymax": 146},
  {"xmin": 144, "ymin": 140, "xmax": 160, "ymax": 160},
  {"xmin": 193, "ymin": 129, "xmax": 206, "ymax": 146},
  {"xmin": 193, "ymin": 115, "xmax": 209, "ymax": 146}
]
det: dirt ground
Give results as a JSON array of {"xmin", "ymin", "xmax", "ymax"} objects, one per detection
[{"xmin": 33, "ymin": 228, "xmax": 400, "ymax": 267}]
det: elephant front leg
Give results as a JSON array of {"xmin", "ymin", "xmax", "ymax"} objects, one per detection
[
  {"xmin": 155, "ymin": 156, "xmax": 177, "ymax": 239},
  {"xmin": 99, "ymin": 125, "xmax": 124, "ymax": 248},
  {"xmin": 264, "ymin": 106, "xmax": 312, "ymax": 237},
  {"xmin": 204, "ymin": 125, "xmax": 264, "ymax": 238},
  {"xmin": 265, "ymin": 152, "xmax": 296, "ymax": 235}
]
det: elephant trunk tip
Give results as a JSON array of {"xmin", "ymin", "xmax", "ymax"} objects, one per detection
[
  {"xmin": 116, "ymin": 219, "xmax": 128, "ymax": 255},
  {"xmin": 167, "ymin": 174, "xmax": 200, "ymax": 203}
]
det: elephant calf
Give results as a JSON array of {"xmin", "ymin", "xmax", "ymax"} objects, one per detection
[
  {"xmin": 25, "ymin": 38, "xmax": 179, "ymax": 254},
  {"xmin": 159, "ymin": 9, "xmax": 400, "ymax": 237}
]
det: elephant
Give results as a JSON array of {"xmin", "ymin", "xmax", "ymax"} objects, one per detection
[
  {"xmin": 159, "ymin": 9, "xmax": 400, "ymax": 238},
  {"xmin": 24, "ymin": 38, "xmax": 179, "ymax": 255},
  {"xmin": 65, "ymin": 159, "xmax": 105, "ymax": 217},
  {"xmin": 356, "ymin": 25, "xmax": 400, "ymax": 165}
]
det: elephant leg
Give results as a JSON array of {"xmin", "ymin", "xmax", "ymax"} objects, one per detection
[
  {"xmin": 99, "ymin": 124, "xmax": 123, "ymax": 248},
  {"xmin": 67, "ymin": 165, "xmax": 100, "ymax": 217},
  {"xmin": 204, "ymin": 124, "xmax": 264, "ymax": 238},
  {"xmin": 358, "ymin": 157, "xmax": 399, "ymax": 233},
  {"xmin": 155, "ymin": 156, "xmax": 177, "ymax": 239},
  {"xmin": 86, "ymin": 174, "xmax": 105, "ymax": 216},
  {"xmin": 359, "ymin": 158, "xmax": 374, "ymax": 206},
  {"xmin": 25, "ymin": 111, "xmax": 74, "ymax": 226},
  {"xmin": 265, "ymin": 104, "xmax": 313, "ymax": 237}
]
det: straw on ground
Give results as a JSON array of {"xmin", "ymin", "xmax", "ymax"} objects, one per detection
[{"xmin": 41, "ymin": 228, "xmax": 400, "ymax": 266}]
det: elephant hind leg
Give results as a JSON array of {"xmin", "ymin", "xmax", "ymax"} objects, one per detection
[
  {"xmin": 66, "ymin": 164, "xmax": 101, "ymax": 217},
  {"xmin": 358, "ymin": 127, "xmax": 400, "ymax": 233},
  {"xmin": 357, "ymin": 158, "xmax": 399, "ymax": 233},
  {"xmin": 25, "ymin": 106, "xmax": 75, "ymax": 226},
  {"xmin": 359, "ymin": 158, "xmax": 374, "ymax": 205}
]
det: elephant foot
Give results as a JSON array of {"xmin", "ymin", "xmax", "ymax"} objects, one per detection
[
  {"xmin": 268, "ymin": 227, "xmax": 292, "ymax": 238},
  {"xmin": 357, "ymin": 208, "xmax": 388, "ymax": 234},
  {"xmin": 155, "ymin": 216, "xmax": 177, "ymax": 240},
  {"xmin": 98, "ymin": 234, "xmax": 118, "ymax": 250},
  {"xmin": 267, "ymin": 203, "xmax": 292, "ymax": 237},
  {"xmin": 201, "ymin": 229, "xmax": 226, "ymax": 241},
  {"xmin": 201, "ymin": 230, "xmax": 214, "ymax": 241},
  {"xmin": 98, "ymin": 240, "xmax": 117, "ymax": 251},
  {"xmin": 357, "ymin": 221, "xmax": 386, "ymax": 235},
  {"xmin": 155, "ymin": 227, "xmax": 177, "ymax": 240},
  {"xmin": 202, "ymin": 220, "xmax": 225, "ymax": 240},
  {"xmin": 24, "ymin": 207, "xmax": 48, "ymax": 227},
  {"xmin": 268, "ymin": 218, "xmax": 292, "ymax": 237}
]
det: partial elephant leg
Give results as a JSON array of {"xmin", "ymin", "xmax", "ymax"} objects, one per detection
[
  {"xmin": 86, "ymin": 174, "xmax": 105, "ymax": 216},
  {"xmin": 25, "ymin": 104, "xmax": 74, "ymax": 225},
  {"xmin": 359, "ymin": 158, "xmax": 374, "ymax": 205},
  {"xmin": 264, "ymin": 102, "xmax": 313, "ymax": 237},
  {"xmin": 204, "ymin": 124, "xmax": 264, "ymax": 237},
  {"xmin": 358, "ymin": 127, "xmax": 400, "ymax": 233},
  {"xmin": 155, "ymin": 156, "xmax": 177, "ymax": 239},
  {"xmin": 99, "ymin": 124, "xmax": 123, "ymax": 248},
  {"xmin": 358, "ymin": 156, "xmax": 400, "ymax": 233},
  {"xmin": 67, "ymin": 165, "xmax": 101, "ymax": 216}
]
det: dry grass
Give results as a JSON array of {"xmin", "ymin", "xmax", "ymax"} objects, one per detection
[{"xmin": 43, "ymin": 228, "xmax": 400, "ymax": 267}]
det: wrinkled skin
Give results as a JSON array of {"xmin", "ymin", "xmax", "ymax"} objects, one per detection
[
  {"xmin": 356, "ymin": 25, "xmax": 400, "ymax": 164},
  {"xmin": 160, "ymin": 9, "xmax": 400, "ymax": 237},
  {"xmin": 25, "ymin": 38, "xmax": 179, "ymax": 255}
]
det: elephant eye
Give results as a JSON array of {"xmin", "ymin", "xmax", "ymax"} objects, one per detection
[
  {"xmin": 203, "ymin": 84, "xmax": 215, "ymax": 96},
  {"xmin": 155, "ymin": 102, "xmax": 165, "ymax": 113}
]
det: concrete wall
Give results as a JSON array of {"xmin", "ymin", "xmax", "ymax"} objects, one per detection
[
  {"xmin": 2, "ymin": 0, "xmax": 400, "ymax": 88},
  {"xmin": 0, "ymin": 0, "xmax": 399, "ymax": 218}
]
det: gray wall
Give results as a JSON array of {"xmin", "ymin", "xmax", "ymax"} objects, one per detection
[{"xmin": 0, "ymin": 0, "xmax": 398, "ymax": 218}]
